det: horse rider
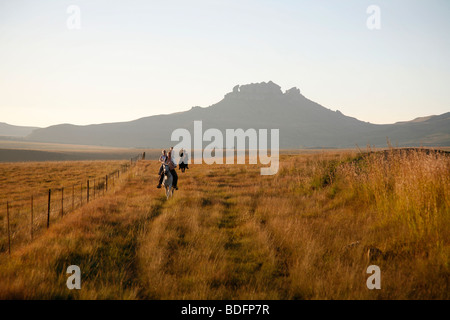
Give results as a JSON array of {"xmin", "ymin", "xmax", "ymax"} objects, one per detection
[
  {"xmin": 179, "ymin": 148, "xmax": 189, "ymax": 172},
  {"xmin": 167, "ymin": 147, "xmax": 179, "ymax": 190},
  {"xmin": 156, "ymin": 149, "xmax": 167, "ymax": 188},
  {"xmin": 157, "ymin": 147, "xmax": 178, "ymax": 190}
]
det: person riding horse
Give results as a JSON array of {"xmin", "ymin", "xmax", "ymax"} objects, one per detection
[
  {"xmin": 157, "ymin": 147, "xmax": 178, "ymax": 190},
  {"xmin": 178, "ymin": 148, "xmax": 189, "ymax": 172},
  {"xmin": 162, "ymin": 163, "xmax": 174, "ymax": 198},
  {"xmin": 156, "ymin": 149, "xmax": 167, "ymax": 188}
]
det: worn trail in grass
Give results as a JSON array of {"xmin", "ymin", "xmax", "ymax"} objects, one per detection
[
  {"xmin": 0, "ymin": 149, "xmax": 448, "ymax": 299},
  {"xmin": 0, "ymin": 161, "xmax": 282, "ymax": 299},
  {"xmin": 0, "ymin": 161, "xmax": 164, "ymax": 298},
  {"xmin": 137, "ymin": 165, "xmax": 291, "ymax": 299}
]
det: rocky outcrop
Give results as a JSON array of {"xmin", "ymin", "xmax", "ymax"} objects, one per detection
[
  {"xmin": 285, "ymin": 87, "xmax": 301, "ymax": 96},
  {"xmin": 225, "ymin": 81, "xmax": 283, "ymax": 100},
  {"xmin": 225, "ymin": 82, "xmax": 305, "ymax": 102}
]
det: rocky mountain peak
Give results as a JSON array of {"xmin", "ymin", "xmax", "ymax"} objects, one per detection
[
  {"xmin": 225, "ymin": 81, "xmax": 283, "ymax": 100},
  {"xmin": 225, "ymin": 81, "xmax": 304, "ymax": 101}
]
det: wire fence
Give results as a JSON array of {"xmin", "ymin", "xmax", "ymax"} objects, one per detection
[{"xmin": 0, "ymin": 153, "xmax": 144, "ymax": 256}]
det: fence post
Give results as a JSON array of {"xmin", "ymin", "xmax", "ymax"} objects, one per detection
[
  {"xmin": 7, "ymin": 201, "xmax": 11, "ymax": 256},
  {"xmin": 47, "ymin": 189, "xmax": 51, "ymax": 229},
  {"xmin": 106, "ymin": 175, "xmax": 108, "ymax": 192},
  {"xmin": 61, "ymin": 187, "xmax": 64, "ymax": 217},
  {"xmin": 87, "ymin": 180, "xmax": 90, "ymax": 203},
  {"xmin": 30, "ymin": 195, "xmax": 34, "ymax": 241},
  {"xmin": 93, "ymin": 179, "xmax": 96, "ymax": 200}
]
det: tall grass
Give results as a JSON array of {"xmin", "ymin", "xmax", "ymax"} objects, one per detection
[
  {"xmin": 336, "ymin": 149, "xmax": 449, "ymax": 242},
  {"xmin": 0, "ymin": 160, "xmax": 132, "ymax": 254},
  {"xmin": 0, "ymin": 149, "xmax": 448, "ymax": 299}
]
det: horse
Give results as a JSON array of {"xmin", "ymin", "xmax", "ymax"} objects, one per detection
[
  {"xmin": 178, "ymin": 149, "xmax": 189, "ymax": 173},
  {"xmin": 162, "ymin": 164, "xmax": 174, "ymax": 199}
]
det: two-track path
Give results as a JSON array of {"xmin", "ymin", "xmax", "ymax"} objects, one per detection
[{"xmin": 0, "ymin": 160, "xmax": 289, "ymax": 299}]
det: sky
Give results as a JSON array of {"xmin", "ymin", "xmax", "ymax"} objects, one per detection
[{"xmin": 0, "ymin": 0, "xmax": 449, "ymax": 127}]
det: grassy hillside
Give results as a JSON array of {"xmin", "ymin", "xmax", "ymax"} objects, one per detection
[{"xmin": 0, "ymin": 149, "xmax": 448, "ymax": 299}]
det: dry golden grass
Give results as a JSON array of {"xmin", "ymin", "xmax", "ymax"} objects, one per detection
[
  {"xmin": 0, "ymin": 160, "xmax": 132, "ymax": 253},
  {"xmin": 0, "ymin": 148, "xmax": 448, "ymax": 299},
  {"xmin": 0, "ymin": 160, "xmax": 129, "ymax": 202}
]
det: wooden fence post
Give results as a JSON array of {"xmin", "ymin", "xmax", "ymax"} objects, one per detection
[
  {"xmin": 7, "ymin": 201, "xmax": 11, "ymax": 255},
  {"xmin": 61, "ymin": 187, "xmax": 64, "ymax": 217},
  {"xmin": 47, "ymin": 189, "xmax": 51, "ymax": 229},
  {"xmin": 87, "ymin": 180, "xmax": 90, "ymax": 203},
  {"xmin": 30, "ymin": 195, "xmax": 33, "ymax": 240}
]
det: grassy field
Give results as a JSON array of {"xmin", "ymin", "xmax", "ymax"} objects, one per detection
[
  {"xmin": 0, "ymin": 140, "xmax": 160, "ymax": 162},
  {"xmin": 0, "ymin": 148, "xmax": 448, "ymax": 299},
  {"xmin": 0, "ymin": 160, "xmax": 134, "ymax": 253}
]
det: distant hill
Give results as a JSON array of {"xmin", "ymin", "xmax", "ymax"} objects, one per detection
[
  {"xmin": 25, "ymin": 81, "xmax": 450, "ymax": 148},
  {"xmin": 0, "ymin": 122, "xmax": 40, "ymax": 137}
]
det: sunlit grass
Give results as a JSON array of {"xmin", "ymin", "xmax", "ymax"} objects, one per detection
[
  {"xmin": 0, "ymin": 149, "xmax": 448, "ymax": 299},
  {"xmin": 0, "ymin": 160, "xmax": 131, "ymax": 253}
]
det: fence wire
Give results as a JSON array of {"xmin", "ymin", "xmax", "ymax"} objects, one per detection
[{"xmin": 0, "ymin": 153, "xmax": 144, "ymax": 256}]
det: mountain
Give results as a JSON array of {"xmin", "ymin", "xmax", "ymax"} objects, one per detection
[
  {"xmin": 0, "ymin": 122, "xmax": 40, "ymax": 137},
  {"xmin": 25, "ymin": 81, "xmax": 450, "ymax": 148}
]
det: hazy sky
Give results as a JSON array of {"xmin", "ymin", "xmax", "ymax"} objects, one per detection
[{"xmin": 1, "ymin": 0, "xmax": 449, "ymax": 127}]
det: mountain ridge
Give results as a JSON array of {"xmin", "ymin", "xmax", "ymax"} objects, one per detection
[
  {"xmin": 20, "ymin": 81, "xmax": 450, "ymax": 148},
  {"xmin": 0, "ymin": 122, "xmax": 40, "ymax": 137}
]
